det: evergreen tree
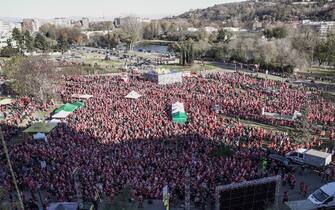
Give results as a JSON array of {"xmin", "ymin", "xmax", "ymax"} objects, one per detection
[
  {"xmin": 11, "ymin": 27, "xmax": 24, "ymax": 53},
  {"xmin": 24, "ymin": 31, "xmax": 34, "ymax": 52},
  {"xmin": 34, "ymin": 33, "xmax": 49, "ymax": 52},
  {"xmin": 57, "ymin": 33, "xmax": 69, "ymax": 53}
]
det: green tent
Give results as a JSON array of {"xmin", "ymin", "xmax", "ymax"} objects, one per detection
[
  {"xmin": 23, "ymin": 122, "xmax": 56, "ymax": 133},
  {"xmin": 172, "ymin": 112, "xmax": 187, "ymax": 124},
  {"xmin": 54, "ymin": 103, "xmax": 78, "ymax": 113},
  {"xmin": 72, "ymin": 101, "xmax": 84, "ymax": 108}
]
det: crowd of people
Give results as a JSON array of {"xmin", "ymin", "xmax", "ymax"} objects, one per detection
[{"xmin": 1, "ymin": 72, "xmax": 334, "ymax": 208}]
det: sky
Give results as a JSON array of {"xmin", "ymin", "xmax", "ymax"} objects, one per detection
[{"xmin": 0, "ymin": 0, "xmax": 243, "ymax": 19}]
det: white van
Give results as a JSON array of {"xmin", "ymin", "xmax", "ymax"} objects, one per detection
[
  {"xmin": 308, "ymin": 182, "xmax": 335, "ymax": 209},
  {"xmin": 286, "ymin": 182, "xmax": 335, "ymax": 210}
]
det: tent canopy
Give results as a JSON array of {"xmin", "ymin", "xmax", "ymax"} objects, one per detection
[
  {"xmin": 125, "ymin": 91, "xmax": 142, "ymax": 99},
  {"xmin": 171, "ymin": 102, "xmax": 187, "ymax": 124},
  {"xmin": 172, "ymin": 102, "xmax": 185, "ymax": 114},
  {"xmin": 33, "ymin": 132, "xmax": 46, "ymax": 140},
  {"xmin": 54, "ymin": 103, "xmax": 78, "ymax": 113},
  {"xmin": 48, "ymin": 202, "xmax": 78, "ymax": 210},
  {"xmin": 71, "ymin": 94, "xmax": 93, "ymax": 99},
  {"xmin": 46, "ymin": 119, "xmax": 61, "ymax": 125},
  {"xmin": 24, "ymin": 122, "xmax": 56, "ymax": 133},
  {"xmin": 52, "ymin": 110, "xmax": 72, "ymax": 119},
  {"xmin": 172, "ymin": 112, "xmax": 187, "ymax": 124},
  {"xmin": 0, "ymin": 98, "xmax": 12, "ymax": 105},
  {"xmin": 72, "ymin": 101, "xmax": 84, "ymax": 108}
]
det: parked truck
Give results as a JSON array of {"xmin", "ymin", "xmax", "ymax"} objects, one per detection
[
  {"xmin": 286, "ymin": 182, "xmax": 335, "ymax": 210},
  {"xmin": 285, "ymin": 148, "xmax": 332, "ymax": 169}
]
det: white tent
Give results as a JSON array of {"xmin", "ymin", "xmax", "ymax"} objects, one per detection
[
  {"xmin": 71, "ymin": 94, "xmax": 93, "ymax": 99},
  {"xmin": 52, "ymin": 110, "xmax": 72, "ymax": 119},
  {"xmin": 172, "ymin": 102, "xmax": 185, "ymax": 114},
  {"xmin": 125, "ymin": 91, "xmax": 142, "ymax": 99},
  {"xmin": 33, "ymin": 132, "xmax": 46, "ymax": 140}
]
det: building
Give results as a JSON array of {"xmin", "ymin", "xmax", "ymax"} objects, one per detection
[
  {"xmin": 114, "ymin": 17, "xmax": 122, "ymax": 27},
  {"xmin": 81, "ymin": 18, "xmax": 89, "ymax": 29},
  {"xmin": 145, "ymin": 69, "xmax": 183, "ymax": 85},
  {"xmin": 53, "ymin": 18, "xmax": 72, "ymax": 27},
  {"xmin": 114, "ymin": 17, "xmax": 149, "ymax": 28},
  {"xmin": 21, "ymin": 19, "xmax": 39, "ymax": 33},
  {"xmin": 302, "ymin": 20, "xmax": 335, "ymax": 37},
  {"xmin": 0, "ymin": 20, "xmax": 20, "ymax": 48},
  {"xmin": 71, "ymin": 18, "xmax": 90, "ymax": 29}
]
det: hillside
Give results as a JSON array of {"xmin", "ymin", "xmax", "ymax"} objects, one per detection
[{"xmin": 174, "ymin": 1, "xmax": 335, "ymax": 24}]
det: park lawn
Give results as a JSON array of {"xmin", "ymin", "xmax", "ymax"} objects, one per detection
[
  {"xmin": 158, "ymin": 63, "xmax": 216, "ymax": 72},
  {"xmin": 300, "ymin": 67, "xmax": 335, "ymax": 77},
  {"xmin": 80, "ymin": 56, "xmax": 122, "ymax": 67}
]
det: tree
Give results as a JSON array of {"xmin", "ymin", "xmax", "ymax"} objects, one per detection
[
  {"xmin": 291, "ymin": 28, "xmax": 318, "ymax": 67},
  {"xmin": 258, "ymin": 41, "xmax": 278, "ymax": 69},
  {"xmin": 143, "ymin": 21, "xmax": 161, "ymax": 40},
  {"xmin": 215, "ymin": 29, "xmax": 232, "ymax": 44},
  {"xmin": 264, "ymin": 27, "xmax": 287, "ymax": 39},
  {"xmin": 23, "ymin": 31, "xmax": 34, "ymax": 52},
  {"xmin": 34, "ymin": 33, "xmax": 49, "ymax": 52},
  {"xmin": 314, "ymin": 41, "xmax": 329, "ymax": 66},
  {"xmin": 6, "ymin": 38, "xmax": 12, "ymax": 47},
  {"xmin": 317, "ymin": 0, "xmax": 328, "ymax": 6},
  {"xmin": 40, "ymin": 23, "xmax": 57, "ymax": 39},
  {"xmin": 57, "ymin": 33, "xmax": 69, "ymax": 53},
  {"xmin": 11, "ymin": 28, "xmax": 24, "ymax": 53},
  {"xmin": 0, "ymin": 47, "xmax": 19, "ymax": 57},
  {"xmin": 177, "ymin": 40, "xmax": 195, "ymax": 66},
  {"xmin": 106, "ymin": 32, "xmax": 120, "ymax": 49},
  {"xmin": 120, "ymin": 16, "xmax": 143, "ymax": 50},
  {"xmin": 326, "ymin": 33, "xmax": 335, "ymax": 67},
  {"xmin": 3, "ymin": 56, "xmax": 59, "ymax": 102}
]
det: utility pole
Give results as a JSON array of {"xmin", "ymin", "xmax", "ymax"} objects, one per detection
[
  {"xmin": 0, "ymin": 129, "xmax": 25, "ymax": 210},
  {"xmin": 184, "ymin": 169, "xmax": 191, "ymax": 210}
]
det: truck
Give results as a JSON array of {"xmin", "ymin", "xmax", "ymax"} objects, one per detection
[
  {"xmin": 286, "ymin": 182, "xmax": 335, "ymax": 210},
  {"xmin": 285, "ymin": 148, "xmax": 332, "ymax": 169}
]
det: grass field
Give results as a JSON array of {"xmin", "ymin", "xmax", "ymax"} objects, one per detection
[
  {"xmin": 300, "ymin": 67, "xmax": 335, "ymax": 78},
  {"xmin": 159, "ymin": 63, "xmax": 215, "ymax": 72},
  {"xmin": 77, "ymin": 54, "xmax": 123, "ymax": 70}
]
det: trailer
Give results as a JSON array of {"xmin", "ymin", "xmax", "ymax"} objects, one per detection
[{"xmin": 286, "ymin": 149, "xmax": 332, "ymax": 168}]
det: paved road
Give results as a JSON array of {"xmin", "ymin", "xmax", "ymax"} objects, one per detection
[{"xmin": 278, "ymin": 167, "xmax": 333, "ymax": 210}]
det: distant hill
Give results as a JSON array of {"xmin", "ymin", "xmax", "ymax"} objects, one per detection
[{"xmin": 173, "ymin": 1, "xmax": 335, "ymax": 24}]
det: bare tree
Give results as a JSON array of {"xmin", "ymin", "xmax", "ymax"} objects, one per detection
[
  {"xmin": 4, "ymin": 56, "xmax": 59, "ymax": 102},
  {"xmin": 291, "ymin": 27, "xmax": 319, "ymax": 67},
  {"xmin": 120, "ymin": 16, "xmax": 143, "ymax": 50}
]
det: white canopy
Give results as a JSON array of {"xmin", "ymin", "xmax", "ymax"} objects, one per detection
[
  {"xmin": 125, "ymin": 91, "xmax": 142, "ymax": 99},
  {"xmin": 172, "ymin": 102, "xmax": 185, "ymax": 114},
  {"xmin": 52, "ymin": 110, "xmax": 72, "ymax": 119},
  {"xmin": 33, "ymin": 132, "xmax": 46, "ymax": 140},
  {"xmin": 0, "ymin": 98, "xmax": 12, "ymax": 105},
  {"xmin": 71, "ymin": 94, "xmax": 93, "ymax": 99},
  {"xmin": 48, "ymin": 202, "xmax": 79, "ymax": 210},
  {"xmin": 46, "ymin": 119, "xmax": 62, "ymax": 125}
]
